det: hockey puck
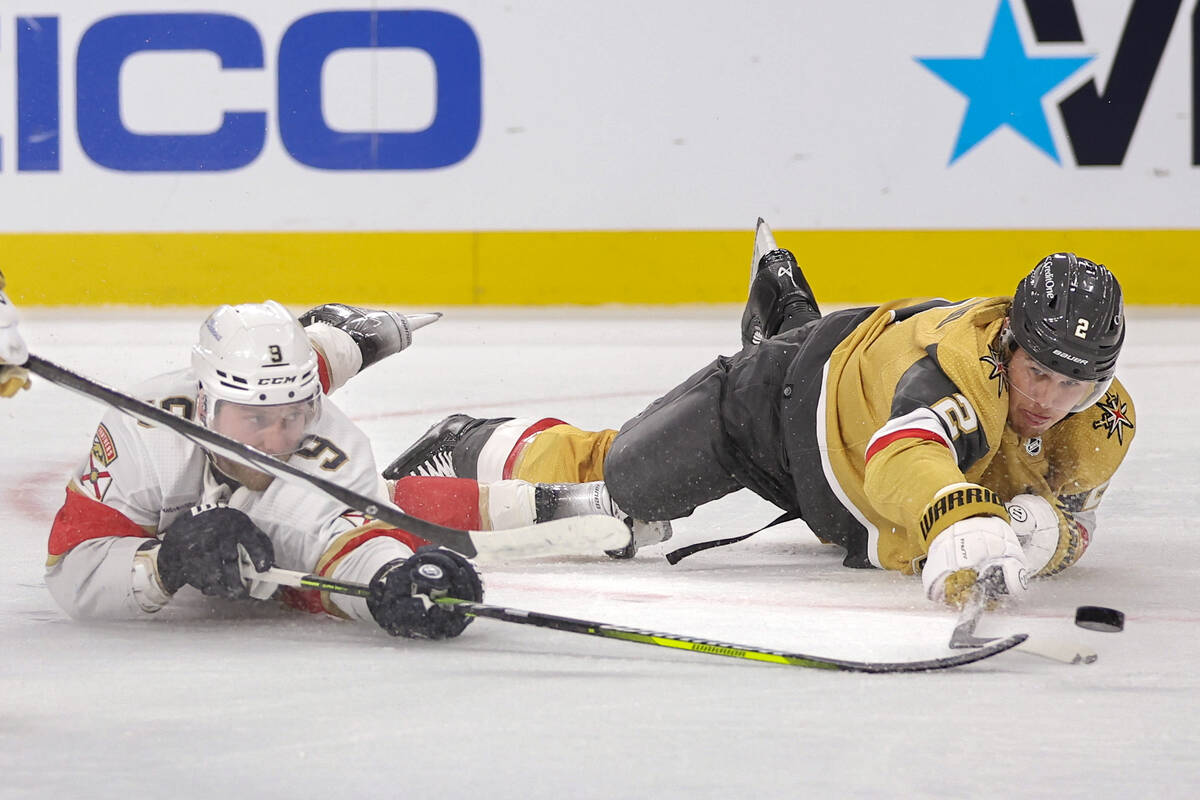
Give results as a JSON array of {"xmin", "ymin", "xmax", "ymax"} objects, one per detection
[{"xmin": 1074, "ymin": 605, "xmax": 1125, "ymax": 632}]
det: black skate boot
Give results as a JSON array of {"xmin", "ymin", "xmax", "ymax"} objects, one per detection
[
  {"xmin": 383, "ymin": 414, "xmax": 510, "ymax": 479},
  {"xmin": 298, "ymin": 303, "xmax": 440, "ymax": 370},
  {"xmin": 739, "ymin": 218, "xmax": 821, "ymax": 347}
]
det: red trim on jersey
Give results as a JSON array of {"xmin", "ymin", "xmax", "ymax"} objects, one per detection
[
  {"xmin": 299, "ymin": 477, "xmax": 488, "ymax": 613},
  {"xmin": 315, "ymin": 352, "xmax": 333, "ymax": 394},
  {"xmin": 1076, "ymin": 520, "xmax": 1091, "ymax": 553},
  {"xmin": 392, "ymin": 476, "xmax": 483, "ymax": 530},
  {"xmin": 317, "ymin": 528, "xmax": 430, "ymax": 578},
  {"xmin": 864, "ymin": 429, "xmax": 948, "ymax": 464},
  {"xmin": 298, "ymin": 527, "xmax": 432, "ymax": 615},
  {"xmin": 48, "ymin": 488, "xmax": 153, "ymax": 557},
  {"xmin": 281, "ymin": 587, "xmax": 327, "ymax": 615},
  {"xmin": 503, "ymin": 418, "xmax": 567, "ymax": 479}
]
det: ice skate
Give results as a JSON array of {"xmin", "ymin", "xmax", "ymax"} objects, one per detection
[
  {"xmin": 298, "ymin": 302, "xmax": 441, "ymax": 370},
  {"xmin": 740, "ymin": 218, "xmax": 821, "ymax": 347},
  {"xmin": 534, "ymin": 481, "xmax": 673, "ymax": 559},
  {"xmin": 604, "ymin": 518, "xmax": 674, "ymax": 560},
  {"xmin": 383, "ymin": 414, "xmax": 497, "ymax": 479}
]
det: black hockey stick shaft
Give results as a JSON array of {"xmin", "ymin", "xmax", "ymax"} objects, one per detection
[
  {"xmin": 27, "ymin": 354, "xmax": 485, "ymax": 554},
  {"xmin": 251, "ymin": 565, "xmax": 1026, "ymax": 674}
]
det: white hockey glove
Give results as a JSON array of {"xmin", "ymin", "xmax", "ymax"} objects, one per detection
[
  {"xmin": 1005, "ymin": 494, "xmax": 1060, "ymax": 577},
  {"xmin": 922, "ymin": 516, "xmax": 1029, "ymax": 606},
  {"xmin": 0, "ymin": 277, "xmax": 31, "ymax": 398}
]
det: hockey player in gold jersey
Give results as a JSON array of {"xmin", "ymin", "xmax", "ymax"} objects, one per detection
[{"xmin": 385, "ymin": 222, "xmax": 1134, "ymax": 606}]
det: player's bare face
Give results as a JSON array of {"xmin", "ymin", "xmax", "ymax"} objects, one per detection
[
  {"xmin": 1006, "ymin": 348, "xmax": 1093, "ymax": 437},
  {"xmin": 214, "ymin": 400, "xmax": 312, "ymax": 455},
  {"xmin": 211, "ymin": 399, "xmax": 315, "ymax": 489}
]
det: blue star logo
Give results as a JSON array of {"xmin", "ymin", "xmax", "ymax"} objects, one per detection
[{"xmin": 916, "ymin": 0, "xmax": 1093, "ymax": 164}]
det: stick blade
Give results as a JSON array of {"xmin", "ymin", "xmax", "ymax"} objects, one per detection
[
  {"xmin": 469, "ymin": 515, "xmax": 632, "ymax": 561},
  {"xmin": 1016, "ymin": 638, "xmax": 1098, "ymax": 665}
]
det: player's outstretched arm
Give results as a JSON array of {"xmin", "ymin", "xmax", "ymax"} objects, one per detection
[{"xmin": 47, "ymin": 479, "xmax": 167, "ymax": 619}]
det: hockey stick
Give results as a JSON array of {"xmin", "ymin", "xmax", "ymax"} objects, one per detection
[
  {"xmin": 26, "ymin": 354, "xmax": 631, "ymax": 560},
  {"xmin": 245, "ymin": 562, "xmax": 1026, "ymax": 673},
  {"xmin": 948, "ymin": 568, "xmax": 1097, "ymax": 665}
]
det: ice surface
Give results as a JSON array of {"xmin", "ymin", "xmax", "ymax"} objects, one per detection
[{"xmin": 2, "ymin": 305, "xmax": 1197, "ymax": 799}]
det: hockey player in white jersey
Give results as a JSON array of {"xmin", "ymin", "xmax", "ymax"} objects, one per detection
[
  {"xmin": 46, "ymin": 300, "xmax": 609, "ymax": 639},
  {"xmin": 0, "ymin": 269, "xmax": 31, "ymax": 398}
]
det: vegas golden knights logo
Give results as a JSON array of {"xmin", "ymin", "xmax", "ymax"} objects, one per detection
[{"xmin": 1093, "ymin": 391, "xmax": 1134, "ymax": 445}]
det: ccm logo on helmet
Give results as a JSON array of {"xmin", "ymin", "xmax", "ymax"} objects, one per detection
[{"xmin": 258, "ymin": 376, "xmax": 298, "ymax": 385}]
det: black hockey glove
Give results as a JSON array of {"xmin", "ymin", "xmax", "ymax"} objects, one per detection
[
  {"xmin": 157, "ymin": 504, "xmax": 275, "ymax": 598},
  {"xmin": 367, "ymin": 546, "xmax": 484, "ymax": 639}
]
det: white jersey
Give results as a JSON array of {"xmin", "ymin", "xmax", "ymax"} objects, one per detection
[{"xmin": 46, "ymin": 367, "xmax": 422, "ymax": 622}]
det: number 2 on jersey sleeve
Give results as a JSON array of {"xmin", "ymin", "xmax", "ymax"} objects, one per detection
[{"xmin": 931, "ymin": 393, "xmax": 979, "ymax": 440}]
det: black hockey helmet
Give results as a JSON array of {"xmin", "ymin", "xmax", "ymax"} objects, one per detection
[{"xmin": 1007, "ymin": 252, "xmax": 1124, "ymax": 383}]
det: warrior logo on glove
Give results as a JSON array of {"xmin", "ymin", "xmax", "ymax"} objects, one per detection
[{"xmin": 919, "ymin": 486, "xmax": 1005, "ymax": 541}]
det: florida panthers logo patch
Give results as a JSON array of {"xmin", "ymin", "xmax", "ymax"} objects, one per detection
[
  {"xmin": 979, "ymin": 346, "xmax": 1007, "ymax": 397},
  {"xmin": 90, "ymin": 424, "xmax": 118, "ymax": 466},
  {"xmin": 1092, "ymin": 391, "xmax": 1134, "ymax": 445}
]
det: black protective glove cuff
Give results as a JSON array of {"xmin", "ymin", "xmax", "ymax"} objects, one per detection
[
  {"xmin": 157, "ymin": 504, "xmax": 275, "ymax": 598},
  {"xmin": 366, "ymin": 546, "xmax": 483, "ymax": 639}
]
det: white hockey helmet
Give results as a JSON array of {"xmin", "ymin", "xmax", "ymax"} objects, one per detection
[{"xmin": 192, "ymin": 300, "xmax": 321, "ymax": 422}]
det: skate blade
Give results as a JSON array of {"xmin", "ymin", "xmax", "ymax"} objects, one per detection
[{"xmin": 752, "ymin": 217, "xmax": 779, "ymax": 276}]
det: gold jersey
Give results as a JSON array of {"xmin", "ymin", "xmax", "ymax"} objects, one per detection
[
  {"xmin": 506, "ymin": 297, "xmax": 1135, "ymax": 577},
  {"xmin": 821, "ymin": 297, "xmax": 1134, "ymax": 573}
]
